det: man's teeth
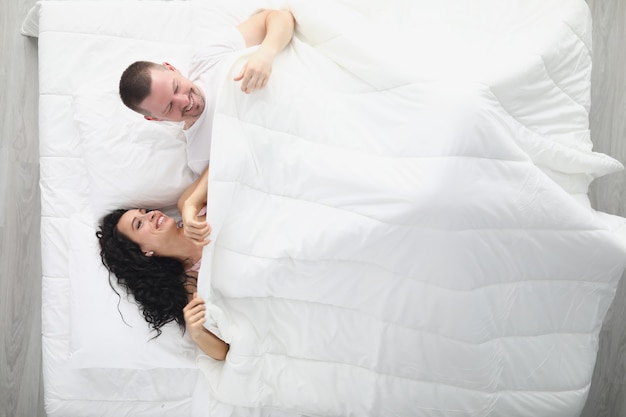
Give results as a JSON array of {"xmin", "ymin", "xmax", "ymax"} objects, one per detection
[
  {"xmin": 186, "ymin": 96, "xmax": 193, "ymax": 112},
  {"xmin": 158, "ymin": 216, "xmax": 165, "ymax": 227}
]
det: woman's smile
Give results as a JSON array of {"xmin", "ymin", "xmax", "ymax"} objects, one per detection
[{"xmin": 156, "ymin": 214, "xmax": 166, "ymax": 229}]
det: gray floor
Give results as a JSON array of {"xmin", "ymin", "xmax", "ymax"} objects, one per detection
[
  {"xmin": 0, "ymin": 0, "xmax": 624, "ymax": 416},
  {"xmin": 581, "ymin": 0, "xmax": 626, "ymax": 416},
  {"xmin": 1, "ymin": 0, "xmax": 43, "ymax": 416}
]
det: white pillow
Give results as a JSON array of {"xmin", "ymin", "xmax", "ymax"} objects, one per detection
[
  {"xmin": 68, "ymin": 211, "xmax": 199, "ymax": 369},
  {"xmin": 65, "ymin": 0, "xmax": 279, "ymax": 371},
  {"xmin": 71, "ymin": 90, "xmax": 198, "ymax": 370},
  {"xmin": 73, "ymin": 93, "xmax": 196, "ymax": 221},
  {"xmin": 62, "ymin": 0, "xmax": 273, "ymax": 372}
]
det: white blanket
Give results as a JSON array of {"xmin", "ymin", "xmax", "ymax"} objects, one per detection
[{"xmin": 196, "ymin": 1, "xmax": 626, "ymax": 416}]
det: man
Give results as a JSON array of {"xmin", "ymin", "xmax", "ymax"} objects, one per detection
[{"xmin": 119, "ymin": 9, "xmax": 296, "ymax": 175}]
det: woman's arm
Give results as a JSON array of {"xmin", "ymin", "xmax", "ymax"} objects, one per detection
[
  {"xmin": 234, "ymin": 9, "xmax": 296, "ymax": 93},
  {"xmin": 183, "ymin": 294, "xmax": 229, "ymax": 360},
  {"xmin": 177, "ymin": 166, "xmax": 209, "ymax": 213},
  {"xmin": 178, "ymin": 167, "xmax": 211, "ymax": 244}
]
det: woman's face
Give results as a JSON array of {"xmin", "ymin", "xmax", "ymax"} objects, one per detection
[{"xmin": 117, "ymin": 209, "xmax": 178, "ymax": 256}]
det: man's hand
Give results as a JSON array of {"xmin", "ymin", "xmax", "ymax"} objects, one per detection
[
  {"xmin": 234, "ymin": 9, "xmax": 295, "ymax": 94},
  {"xmin": 234, "ymin": 47, "xmax": 274, "ymax": 93}
]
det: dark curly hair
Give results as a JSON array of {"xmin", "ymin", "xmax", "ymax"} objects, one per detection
[{"xmin": 96, "ymin": 208, "xmax": 196, "ymax": 337}]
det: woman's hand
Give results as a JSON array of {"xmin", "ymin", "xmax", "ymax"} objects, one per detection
[
  {"xmin": 181, "ymin": 203, "xmax": 211, "ymax": 246},
  {"xmin": 177, "ymin": 166, "xmax": 211, "ymax": 245},
  {"xmin": 183, "ymin": 293, "xmax": 230, "ymax": 360},
  {"xmin": 183, "ymin": 293, "xmax": 207, "ymax": 341}
]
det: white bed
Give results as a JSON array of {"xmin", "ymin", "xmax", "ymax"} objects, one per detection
[{"xmin": 25, "ymin": 0, "xmax": 626, "ymax": 416}]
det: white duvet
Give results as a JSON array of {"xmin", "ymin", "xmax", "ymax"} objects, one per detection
[{"xmin": 196, "ymin": 1, "xmax": 626, "ymax": 416}]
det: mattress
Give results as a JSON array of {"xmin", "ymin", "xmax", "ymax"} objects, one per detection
[{"xmin": 27, "ymin": 0, "xmax": 626, "ymax": 416}]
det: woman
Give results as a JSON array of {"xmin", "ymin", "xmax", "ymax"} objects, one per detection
[{"xmin": 96, "ymin": 168, "xmax": 228, "ymax": 360}]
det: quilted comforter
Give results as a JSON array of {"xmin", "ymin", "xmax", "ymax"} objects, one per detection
[{"xmin": 195, "ymin": 0, "xmax": 626, "ymax": 416}]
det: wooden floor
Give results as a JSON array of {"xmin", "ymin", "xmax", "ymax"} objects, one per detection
[
  {"xmin": 0, "ymin": 0, "xmax": 43, "ymax": 416},
  {"xmin": 0, "ymin": 0, "xmax": 623, "ymax": 416},
  {"xmin": 581, "ymin": 0, "xmax": 626, "ymax": 416}
]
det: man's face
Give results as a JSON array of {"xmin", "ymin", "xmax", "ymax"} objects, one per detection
[{"xmin": 140, "ymin": 63, "xmax": 205, "ymax": 125}]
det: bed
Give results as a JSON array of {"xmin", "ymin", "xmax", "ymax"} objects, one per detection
[{"xmin": 24, "ymin": 0, "xmax": 626, "ymax": 416}]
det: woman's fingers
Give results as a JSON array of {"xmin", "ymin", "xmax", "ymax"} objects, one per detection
[
  {"xmin": 181, "ymin": 204, "xmax": 210, "ymax": 242},
  {"xmin": 185, "ymin": 304, "xmax": 205, "ymax": 316},
  {"xmin": 184, "ymin": 218, "xmax": 209, "ymax": 231},
  {"xmin": 184, "ymin": 304, "xmax": 206, "ymax": 329},
  {"xmin": 186, "ymin": 310, "xmax": 205, "ymax": 325},
  {"xmin": 183, "ymin": 295, "xmax": 204, "ymax": 311},
  {"xmin": 183, "ymin": 294, "xmax": 208, "ymax": 339},
  {"xmin": 184, "ymin": 220, "xmax": 211, "ymax": 238}
]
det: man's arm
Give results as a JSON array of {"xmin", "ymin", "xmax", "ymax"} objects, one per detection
[{"xmin": 234, "ymin": 9, "xmax": 296, "ymax": 93}]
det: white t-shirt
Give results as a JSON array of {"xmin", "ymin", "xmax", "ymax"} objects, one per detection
[{"xmin": 184, "ymin": 26, "xmax": 246, "ymax": 176}]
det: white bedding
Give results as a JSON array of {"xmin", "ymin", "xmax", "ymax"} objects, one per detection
[{"xmin": 30, "ymin": 0, "xmax": 626, "ymax": 416}]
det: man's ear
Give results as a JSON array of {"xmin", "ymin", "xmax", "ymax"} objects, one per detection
[
  {"xmin": 162, "ymin": 62, "xmax": 179, "ymax": 73},
  {"xmin": 144, "ymin": 115, "xmax": 161, "ymax": 122}
]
